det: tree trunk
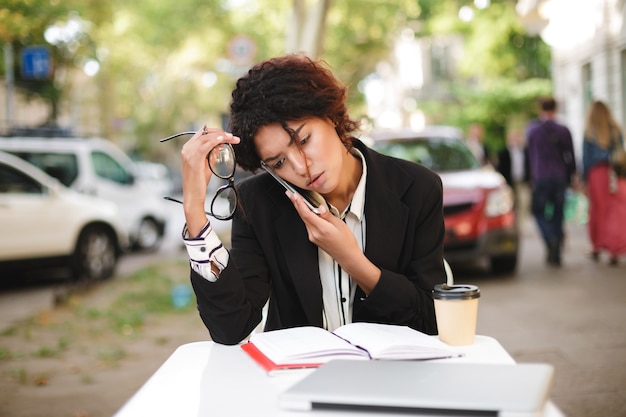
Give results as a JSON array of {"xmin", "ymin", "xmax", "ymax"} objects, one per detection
[{"xmin": 286, "ymin": 0, "xmax": 331, "ymax": 58}]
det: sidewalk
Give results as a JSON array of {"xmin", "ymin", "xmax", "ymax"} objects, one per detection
[{"xmin": 0, "ymin": 287, "xmax": 56, "ymax": 330}]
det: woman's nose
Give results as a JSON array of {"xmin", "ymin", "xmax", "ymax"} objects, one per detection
[
  {"xmin": 291, "ymin": 156, "xmax": 307, "ymax": 175},
  {"xmin": 290, "ymin": 152, "xmax": 310, "ymax": 176}
]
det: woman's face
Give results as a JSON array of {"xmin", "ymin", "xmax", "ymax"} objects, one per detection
[{"xmin": 254, "ymin": 117, "xmax": 347, "ymax": 196}]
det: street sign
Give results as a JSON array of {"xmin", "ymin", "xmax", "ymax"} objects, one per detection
[
  {"xmin": 227, "ymin": 35, "xmax": 257, "ymax": 67},
  {"xmin": 20, "ymin": 46, "xmax": 52, "ymax": 79}
]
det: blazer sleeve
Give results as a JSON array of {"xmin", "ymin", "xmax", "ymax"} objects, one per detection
[
  {"xmin": 190, "ymin": 177, "xmax": 275, "ymax": 345},
  {"xmin": 189, "ymin": 216, "xmax": 270, "ymax": 345}
]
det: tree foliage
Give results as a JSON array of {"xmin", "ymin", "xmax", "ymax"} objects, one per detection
[
  {"xmin": 323, "ymin": 0, "xmax": 422, "ymax": 110},
  {"xmin": 1, "ymin": 0, "xmax": 552, "ymax": 157},
  {"xmin": 1, "ymin": 1, "xmax": 112, "ymax": 123},
  {"xmin": 90, "ymin": 0, "xmax": 293, "ymax": 151},
  {"xmin": 414, "ymin": 0, "xmax": 552, "ymax": 151}
]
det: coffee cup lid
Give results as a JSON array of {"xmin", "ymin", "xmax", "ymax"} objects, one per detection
[{"xmin": 432, "ymin": 284, "xmax": 480, "ymax": 300}]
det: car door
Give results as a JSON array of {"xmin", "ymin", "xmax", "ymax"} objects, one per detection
[
  {"xmin": 87, "ymin": 149, "xmax": 144, "ymax": 234},
  {"xmin": 0, "ymin": 162, "xmax": 72, "ymax": 260},
  {"xmin": 89, "ymin": 149, "xmax": 168, "ymax": 250}
]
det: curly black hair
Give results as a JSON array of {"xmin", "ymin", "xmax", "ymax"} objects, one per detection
[{"xmin": 229, "ymin": 54, "xmax": 360, "ymax": 171}]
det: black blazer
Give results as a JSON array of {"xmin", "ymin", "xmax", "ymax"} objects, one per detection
[
  {"xmin": 497, "ymin": 146, "xmax": 530, "ymax": 187},
  {"xmin": 190, "ymin": 140, "xmax": 446, "ymax": 345}
]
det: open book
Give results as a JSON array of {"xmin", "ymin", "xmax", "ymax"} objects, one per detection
[{"xmin": 241, "ymin": 322, "xmax": 461, "ymax": 375}]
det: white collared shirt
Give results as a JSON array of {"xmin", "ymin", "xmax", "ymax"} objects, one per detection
[
  {"xmin": 510, "ymin": 146, "xmax": 525, "ymax": 182},
  {"xmin": 318, "ymin": 148, "xmax": 367, "ymax": 331}
]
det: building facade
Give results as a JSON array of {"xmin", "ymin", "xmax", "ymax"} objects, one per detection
[{"xmin": 517, "ymin": 0, "xmax": 626, "ymax": 155}]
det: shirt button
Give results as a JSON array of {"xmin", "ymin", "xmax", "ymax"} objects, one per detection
[{"xmin": 200, "ymin": 247, "xmax": 206, "ymax": 252}]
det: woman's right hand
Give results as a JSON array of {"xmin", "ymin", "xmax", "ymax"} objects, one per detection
[{"xmin": 181, "ymin": 127, "xmax": 240, "ymax": 236}]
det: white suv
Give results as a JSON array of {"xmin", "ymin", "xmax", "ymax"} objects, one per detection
[
  {"xmin": 0, "ymin": 151, "xmax": 127, "ymax": 280},
  {"xmin": 0, "ymin": 136, "xmax": 169, "ymax": 251}
]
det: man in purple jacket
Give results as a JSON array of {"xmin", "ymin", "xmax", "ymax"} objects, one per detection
[{"xmin": 526, "ymin": 97, "xmax": 577, "ymax": 267}]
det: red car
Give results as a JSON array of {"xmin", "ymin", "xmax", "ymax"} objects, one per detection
[{"xmin": 368, "ymin": 126, "xmax": 519, "ymax": 274}]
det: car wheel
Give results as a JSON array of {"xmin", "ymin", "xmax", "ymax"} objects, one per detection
[
  {"xmin": 490, "ymin": 255, "xmax": 517, "ymax": 274},
  {"xmin": 134, "ymin": 218, "xmax": 162, "ymax": 251},
  {"xmin": 72, "ymin": 226, "xmax": 117, "ymax": 281}
]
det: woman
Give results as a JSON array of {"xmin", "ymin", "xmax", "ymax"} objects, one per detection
[
  {"xmin": 179, "ymin": 54, "xmax": 445, "ymax": 345},
  {"xmin": 582, "ymin": 100, "xmax": 626, "ymax": 266}
]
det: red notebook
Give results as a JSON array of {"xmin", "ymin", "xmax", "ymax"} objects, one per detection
[{"xmin": 241, "ymin": 341, "xmax": 325, "ymax": 374}]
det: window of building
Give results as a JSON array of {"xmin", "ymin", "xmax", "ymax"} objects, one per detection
[{"xmin": 582, "ymin": 62, "xmax": 593, "ymax": 111}]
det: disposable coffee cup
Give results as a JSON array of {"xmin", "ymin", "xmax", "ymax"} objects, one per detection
[{"xmin": 432, "ymin": 284, "xmax": 480, "ymax": 346}]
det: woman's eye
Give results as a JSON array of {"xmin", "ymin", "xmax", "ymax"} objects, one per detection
[
  {"xmin": 273, "ymin": 158, "xmax": 285, "ymax": 169},
  {"xmin": 299, "ymin": 134, "xmax": 310, "ymax": 145}
]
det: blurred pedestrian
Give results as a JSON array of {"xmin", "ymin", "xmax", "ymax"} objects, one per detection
[
  {"xmin": 465, "ymin": 123, "xmax": 489, "ymax": 165},
  {"xmin": 496, "ymin": 129, "xmax": 529, "ymax": 216},
  {"xmin": 582, "ymin": 100, "xmax": 626, "ymax": 266},
  {"xmin": 526, "ymin": 97, "xmax": 577, "ymax": 267}
]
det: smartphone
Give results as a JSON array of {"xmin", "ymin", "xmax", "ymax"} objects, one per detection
[{"xmin": 260, "ymin": 162, "xmax": 323, "ymax": 214}]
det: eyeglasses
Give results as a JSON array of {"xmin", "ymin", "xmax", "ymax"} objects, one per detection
[{"xmin": 160, "ymin": 131, "xmax": 238, "ymax": 220}]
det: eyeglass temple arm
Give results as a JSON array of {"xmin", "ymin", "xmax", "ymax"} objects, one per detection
[
  {"xmin": 159, "ymin": 131, "xmax": 197, "ymax": 142},
  {"xmin": 163, "ymin": 196, "xmax": 213, "ymax": 216}
]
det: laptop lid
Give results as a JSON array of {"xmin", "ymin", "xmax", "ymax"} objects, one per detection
[{"xmin": 279, "ymin": 360, "xmax": 554, "ymax": 417}]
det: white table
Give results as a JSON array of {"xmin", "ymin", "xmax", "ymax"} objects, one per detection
[{"xmin": 113, "ymin": 336, "xmax": 565, "ymax": 417}]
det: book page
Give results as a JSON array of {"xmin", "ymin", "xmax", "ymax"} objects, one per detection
[
  {"xmin": 332, "ymin": 322, "xmax": 457, "ymax": 360},
  {"xmin": 249, "ymin": 326, "xmax": 368, "ymax": 365}
]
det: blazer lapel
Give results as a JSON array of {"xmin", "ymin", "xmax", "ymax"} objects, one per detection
[
  {"xmin": 273, "ymin": 203, "xmax": 323, "ymax": 326},
  {"xmin": 361, "ymin": 146, "xmax": 411, "ymax": 269}
]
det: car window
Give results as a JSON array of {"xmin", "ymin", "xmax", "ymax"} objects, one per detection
[
  {"xmin": 373, "ymin": 137, "xmax": 480, "ymax": 172},
  {"xmin": 9, "ymin": 151, "xmax": 78, "ymax": 187},
  {"xmin": 0, "ymin": 163, "xmax": 43, "ymax": 194},
  {"xmin": 91, "ymin": 150, "xmax": 134, "ymax": 185}
]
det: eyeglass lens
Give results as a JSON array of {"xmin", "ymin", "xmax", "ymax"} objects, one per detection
[
  {"xmin": 159, "ymin": 131, "xmax": 238, "ymax": 220},
  {"xmin": 209, "ymin": 144, "xmax": 236, "ymax": 179},
  {"xmin": 211, "ymin": 185, "xmax": 237, "ymax": 220}
]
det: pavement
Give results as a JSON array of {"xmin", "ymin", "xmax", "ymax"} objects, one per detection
[{"xmin": 0, "ymin": 285, "xmax": 58, "ymax": 329}]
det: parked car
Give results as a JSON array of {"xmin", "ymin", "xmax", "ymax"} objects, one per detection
[
  {"xmin": 132, "ymin": 160, "xmax": 176, "ymax": 197},
  {"xmin": 368, "ymin": 125, "xmax": 519, "ymax": 273},
  {"xmin": 0, "ymin": 150, "xmax": 128, "ymax": 280},
  {"xmin": 0, "ymin": 136, "xmax": 169, "ymax": 251}
]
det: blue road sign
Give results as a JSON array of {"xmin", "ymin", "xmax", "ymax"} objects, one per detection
[{"xmin": 21, "ymin": 46, "xmax": 51, "ymax": 79}]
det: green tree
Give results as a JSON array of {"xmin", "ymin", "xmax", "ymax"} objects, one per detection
[
  {"xmin": 1, "ymin": 0, "xmax": 111, "ymax": 126},
  {"xmin": 418, "ymin": 0, "xmax": 552, "ymax": 152},
  {"xmin": 2, "ymin": 0, "xmax": 551, "ymax": 159},
  {"xmin": 91, "ymin": 0, "xmax": 290, "ymax": 155}
]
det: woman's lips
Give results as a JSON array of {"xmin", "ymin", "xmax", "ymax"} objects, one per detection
[{"xmin": 307, "ymin": 172, "xmax": 324, "ymax": 189}]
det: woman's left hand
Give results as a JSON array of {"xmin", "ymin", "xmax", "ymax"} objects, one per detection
[
  {"xmin": 288, "ymin": 192, "xmax": 381, "ymax": 293},
  {"xmin": 289, "ymin": 192, "xmax": 357, "ymax": 258}
]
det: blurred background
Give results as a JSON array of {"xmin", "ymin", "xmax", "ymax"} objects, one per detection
[
  {"xmin": 1, "ymin": 1, "xmax": 626, "ymax": 417},
  {"xmin": 3, "ymin": 0, "xmax": 619, "ymax": 168}
]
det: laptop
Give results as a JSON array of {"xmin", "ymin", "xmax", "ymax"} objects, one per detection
[{"xmin": 279, "ymin": 360, "xmax": 554, "ymax": 417}]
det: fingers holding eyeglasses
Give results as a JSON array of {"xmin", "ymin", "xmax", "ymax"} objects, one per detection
[
  {"xmin": 179, "ymin": 127, "xmax": 239, "ymax": 233},
  {"xmin": 196, "ymin": 126, "xmax": 240, "ymax": 147},
  {"xmin": 186, "ymin": 128, "xmax": 236, "ymax": 172},
  {"xmin": 186, "ymin": 125, "xmax": 237, "ymax": 148}
]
